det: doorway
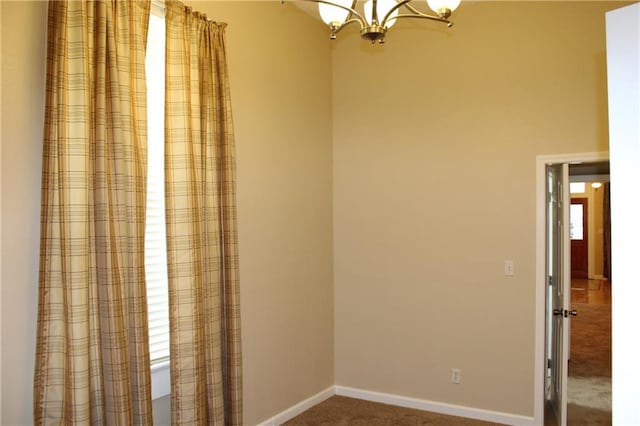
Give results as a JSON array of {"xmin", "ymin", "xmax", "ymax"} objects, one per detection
[
  {"xmin": 535, "ymin": 152, "xmax": 610, "ymax": 426},
  {"xmin": 566, "ymin": 165, "xmax": 612, "ymax": 426}
]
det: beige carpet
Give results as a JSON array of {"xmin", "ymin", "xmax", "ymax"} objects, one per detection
[
  {"xmin": 568, "ymin": 376, "xmax": 610, "ymax": 411},
  {"xmin": 283, "ymin": 396, "xmax": 505, "ymax": 425},
  {"xmin": 567, "ymin": 302, "xmax": 611, "ymax": 425},
  {"xmin": 569, "ymin": 303, "xmax": 611, "ymax": 378}
]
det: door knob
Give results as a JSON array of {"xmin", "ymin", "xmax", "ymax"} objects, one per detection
[{"xmin": 553, "ymin": 309, "xmax": 578, "ymax": 317}]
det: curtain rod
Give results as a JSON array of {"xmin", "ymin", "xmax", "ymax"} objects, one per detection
[
  {"xmin": 151, "ymin": 0, "xmax": 216, "ymax": 23},
  {"xmin": 151, "ymin": 0, "xmax": 166, "ymax": 12}
]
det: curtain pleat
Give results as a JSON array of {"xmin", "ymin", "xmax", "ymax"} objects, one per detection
[
  {"xmin": 34, "ymin": 1, "xmax": 153, "ymax": 424},
  {"xmin": 165, "ymin": 1, "xmax": 242, "ymax": 424}
]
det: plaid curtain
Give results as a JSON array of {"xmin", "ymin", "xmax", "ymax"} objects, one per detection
[
  {"xmin": 34, "ymin": 1, "xmax": 153, "ymax": 424},
  {"xmin": 165, "ymin": 1, "xmax": 243, "ymax": 424}
]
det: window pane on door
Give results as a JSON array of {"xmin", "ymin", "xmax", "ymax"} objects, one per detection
[{"xmin": 570, "ymin": 204, "xmax": 583, "ymax": 240}]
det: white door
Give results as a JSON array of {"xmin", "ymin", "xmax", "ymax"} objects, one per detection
[
  {"xmin": 546, "ymin": 163, "xmax": 571, "ymax": 426},
  {"xmin": 606, "ymin": 4, "xmax": 640, "ymax": 422}
]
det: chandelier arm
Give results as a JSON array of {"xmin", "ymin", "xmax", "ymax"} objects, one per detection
[
  {"xmin": 402, "ymin": 1, "xmax": 452, "ymax": 20},
  {"xmin": 348, "ymin": 0, "xmax": 358, "ymax": 20},
  {"xmin": 371, "ymin": 0, "xmax": 380, "ymax": 24},
  {"xmin": 332, "ymin": 18, "xmax": 363, "ymax": 34},
  {"xmin": 385, "ymin": 12, "xmax": 452, "ymax": 27},
  {"xmin": 344, "ymin": 0, "xmax": 359, "ymax": 26},
  {"xmin": 380, "ymin": 0, "xmax": 411, "ymax": 27},
  {"xmin": 402, "ymin": 1, "xmax": 425, "ymax": 15}
]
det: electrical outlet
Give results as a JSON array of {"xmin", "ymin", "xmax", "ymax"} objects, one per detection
[{"xmin": 451, "ymin": 368, "xmax": 461, "ymax": 384}]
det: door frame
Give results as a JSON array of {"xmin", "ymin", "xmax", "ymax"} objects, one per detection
[{"xmin": 534, "ymin": 151, "xmax": 609, "ymax": 425}]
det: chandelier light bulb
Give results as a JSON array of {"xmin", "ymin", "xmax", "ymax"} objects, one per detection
[
  {"xmin": 319, "ymin": 0, "xmax": 352, "ymax": 25},
  {"xmin": 364, "ymin": 0, "xmax": 399, "ymax": 27},
  {"xmin": 426, "ymin": 0, "xmax": 461, "ymax": 17}
]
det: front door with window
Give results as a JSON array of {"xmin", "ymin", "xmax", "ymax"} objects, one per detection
[{"xmin": 570, "ymin": 198, "xmax": 588, "ymax": 279}]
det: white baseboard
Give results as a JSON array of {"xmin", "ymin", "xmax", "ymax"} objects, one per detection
[
  {"xmin": 335, "ymin": 386, "xmax": 537, "ymax": 426},
  {"xmin": 255, "ymin": 386, "xmax": 334, "ymax": 426},
  {"xmin": 255, "ymin": 384, "xmax": 536, "ymax": 426}
]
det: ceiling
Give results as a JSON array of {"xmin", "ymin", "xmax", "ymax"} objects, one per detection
[
  {"xmin": 288, "ymin": 1, "xmax": 321, "ymax": 19},
  {"xmin": 569, "ymin": 161, "xmax": 610, "ymax": 182}
]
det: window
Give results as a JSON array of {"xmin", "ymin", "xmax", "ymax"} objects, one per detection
[
  {"xmin": 570, "ymin": 204, "xmax": 584, "ymax": 240},
  {"xmin": 144, "ymin": 6, "xmax": 170, "ymax": 399},
  {"xmin": 570, "ymin": 182, "xmax": 585, "ymax": 194}
]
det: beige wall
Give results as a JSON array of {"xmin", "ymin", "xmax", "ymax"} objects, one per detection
[
  {"xmin": 197, "ymin": 3, "xmax": 335, "ymax": 425},
  {"xmin": 332, "ymin": 1, "xmax": 623, "ymax": 417},
  {"xmin": 1, "ymin": 1, "xmax": 46, "ymax": 423},
  {"xmin": 0, "ymin": 2, "xmax": 334, "ymax": 425}
]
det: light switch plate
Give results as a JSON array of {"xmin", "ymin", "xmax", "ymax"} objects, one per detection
[{"xmin": 504, "ymin": 260, "xmax": 515, "ymax": 276}]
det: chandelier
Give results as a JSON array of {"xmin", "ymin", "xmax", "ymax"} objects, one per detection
[{"xmin": 308, "ymin": 0, "xmax": 461, "ymax": 43}]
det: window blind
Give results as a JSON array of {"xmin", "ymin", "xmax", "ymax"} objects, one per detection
[{"xmin": 144, "ymin": 10, "xmax": 170, "ymax": 364}]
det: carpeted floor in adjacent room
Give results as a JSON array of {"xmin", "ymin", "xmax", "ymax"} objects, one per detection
[{"xmin": 566, "ymin": 279, "xmax": 611, "ymax": 426}]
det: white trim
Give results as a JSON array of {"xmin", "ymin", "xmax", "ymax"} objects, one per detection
[
  {"xmin": 151, "ymin": 360, "xmax": 171, "ymax": 400},
  {"xmin": 255, "ymin": 384, "xmax": 542, "ymax": 426},
  {"xmin": 335, "ymin": 386, "xmax": 536, "ymax": 426},
  {"xmin": 255, "ymin": 387, "xmax": 335, "ymax": 426},
  {"xmin": 569, "ymin": 174, "xmax": 609, "ymax": 183},
  {"xmin": 534, "ymin": 151, "xmax": 609, "ymax": 426}
]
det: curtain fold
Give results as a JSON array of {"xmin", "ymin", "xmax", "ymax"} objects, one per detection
[
  {"xmin": 34, "ymin": 1, "xmax": 153, "ymax": 424},
  {"xmin": 164, "ymin": 1, "xmax": 243, "ymax": 424}
]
